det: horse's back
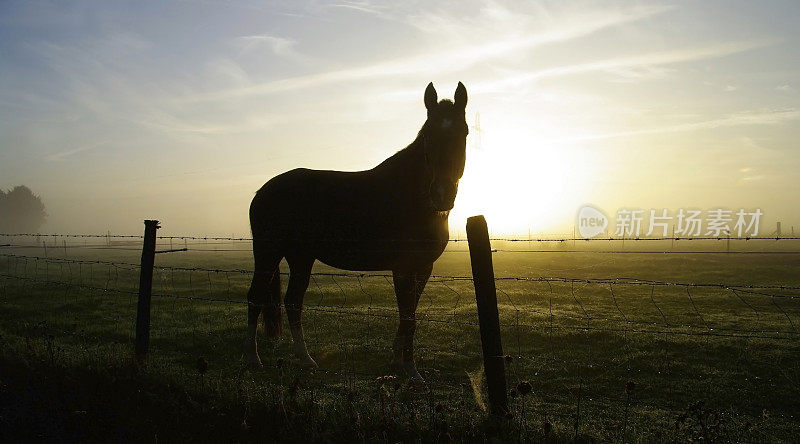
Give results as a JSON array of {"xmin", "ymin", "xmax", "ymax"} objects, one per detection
[
  {"xmin": 250, "ymin": 167, "xmax": 383, "ymax": 236},
  {"xmin": 250, "ymin": 167, "xmax": 447, "ymax": 271}
]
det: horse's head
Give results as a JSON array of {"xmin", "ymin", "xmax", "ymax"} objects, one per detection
[{"xmin": 420, "ymin": 82, "xmax": 468, "ymax": 212}]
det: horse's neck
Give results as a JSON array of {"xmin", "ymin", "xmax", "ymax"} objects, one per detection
[
  {"xmin": 373, "ymin": 136, "xmax": 423, "ymax": 176},
  {"xmin": 368, "ymin": 136, "xmax": 424, "ymax": 209}
]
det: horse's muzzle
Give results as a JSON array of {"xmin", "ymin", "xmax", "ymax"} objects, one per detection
[{"xmin": 430, "ymin": 180, "xmax": 457, "ymax": 211}]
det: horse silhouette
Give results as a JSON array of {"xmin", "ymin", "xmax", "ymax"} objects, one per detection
[{"xmin": 246, "ymin": 82, "xmax": 468, "ymax": 381}]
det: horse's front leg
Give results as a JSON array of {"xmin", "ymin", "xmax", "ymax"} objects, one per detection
[{"xmin": 391, "ymin": 264, "xmax": 432, "ymax": 381}]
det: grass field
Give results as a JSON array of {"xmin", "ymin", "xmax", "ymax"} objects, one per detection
[{"xmin": 1, "ymin": 237, "xmax": 799, "ymax": 442}]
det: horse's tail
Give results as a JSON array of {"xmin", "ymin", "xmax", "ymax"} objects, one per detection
[
  {"xmin": 248, "ymin": 239, "xmax": 283, "ymax": 338},
  {"xmin": 248, "ymin": 191, "xmax": 283, "ymax": 337}
]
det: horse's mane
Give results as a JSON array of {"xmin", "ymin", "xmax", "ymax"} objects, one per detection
[{"xmin": 374, "ymin": 99, "xmax": 456, "ymax": 171}]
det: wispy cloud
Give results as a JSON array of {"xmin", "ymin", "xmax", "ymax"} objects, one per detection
[
  {"xmin": 378, "ymin": 38, "xmax": 777, "ymax": 102},
  {"xmin": 467, "ymin": 38, "xmax": 778, "ymax": 94},
  {"xmin": 327, "ymin": 1, "xmax": 390, "ymax": 18},
  {"xmin": 180, "ymin": 4, "xmax": 670, "ymax": 103},
  {"xmin": 235, "ymin": 34, "xmax": 299, "ymax": 58},
  {"xmin": 137, "ymin": 111, "xmax": 311, "ymax": 135},
  {"xmin": 43, "ymin": 142, "xmax": 105, "ymax": 162},
  {"xmin": 561, "ymin": 108, "xmax": 800, "ymax": 142},
  {"xmin": 738, "ymin": 175, "xmax": 765, "ymax": 184}
]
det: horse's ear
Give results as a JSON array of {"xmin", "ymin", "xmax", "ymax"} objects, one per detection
[
  {"xmin": 424, "ymin": 82, "xmax": 438, "ymax": 110},
  {"xmin": 454, "ymin": 82, "xmax": 467, "ymax": 111}
]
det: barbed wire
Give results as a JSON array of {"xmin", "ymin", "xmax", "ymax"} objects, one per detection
[
  {"xmin": 3, "ymin": 232, "xmax": 800, "ymax": 243},
  {"xmin": 2, "ymin": 268, "xmax": 797, "ymax": 343},
  {"xmin": 4, "ymin": 250, "xmax": 800, "ymax": 347},
  {"xmin": 3, "ymin": 252, "xmax": 800, "ymax": 293}
]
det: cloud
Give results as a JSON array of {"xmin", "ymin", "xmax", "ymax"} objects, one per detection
[
  {"xmin": 776, "ymin": 84, "xmax": 796, "ymax": 93},
  {"xmin": 327, "ymin": 1, "xmax": 390, "ymax": 18},
  {"xmin": 737, "ymin": 166, "xmax": 764, "ymax": 184},
  {"xmin": 43, "ymin": 142, "xmax": 105, "ymax": 162},
  {"xmin": 738, "ymin": 175, "xmax": 765, "ymax": 184},
  {"xmin": 236, "ymin": 34, "xmax": 299, "ymax": 58},
  {"xmin": 467, "ymin": 38, "xmax": 778, "ymax": 93},
  {"xmin": 561, "ymin": 108, "xmax": 800, "ymax": 142},
  {"xmin": 180, "ymin": 3, "xmax": 671, "ymax": 103},
  {"xmin": 137, "ymin": 111, "xmax": 310, "ymax": 135},
  {"xmin": 603, "ymin": 65, "xmax": 675, "ymax": 81},
  {"xmin": 379, "ymin": 38, "xmax": 777, "ymax": 102}
]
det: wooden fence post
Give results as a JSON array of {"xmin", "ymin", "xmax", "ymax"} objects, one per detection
[
  {"xmin": 135, "ymin": 219, "xmax": 159, "ymax": 361},
  {"xmin": 466, "ymin": 215, "xmax": 508, "ymax": 416}
]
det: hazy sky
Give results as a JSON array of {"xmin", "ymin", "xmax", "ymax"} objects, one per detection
[{"xmin": 1, "ymin": 0, "xmax": 799, "ymax": 236}]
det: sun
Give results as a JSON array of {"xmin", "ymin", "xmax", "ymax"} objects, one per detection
[{"xmin": 450, "ymin": 123, "xmax": 584, "ymax": 237}]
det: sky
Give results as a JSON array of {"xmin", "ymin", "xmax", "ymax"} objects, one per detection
[{"xmin": 1, "ymin": 0, "xmax": 799, "ymax": 237}]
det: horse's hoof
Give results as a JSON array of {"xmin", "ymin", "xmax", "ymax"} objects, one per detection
[
  {"xmin": 299, "ymin": 355, "xmax": 318, "ymax": 369},
  {"xmin": 408, "ymin": 376, "xmax": 426, "ymax": 389},
  {"xmin": 407, "ymin": 368, "xmax": 425, "ymax": 384},
  {"xmin": 406, "ymin": 367, "xmax": 426, "ymax": 389},
  {"xmin": 247, "ymin": 357, "xmax": 263, "ymax": 369},
  {"xmin": 390, "ymin": 359, "xmax": 424, "ymax": 383}
]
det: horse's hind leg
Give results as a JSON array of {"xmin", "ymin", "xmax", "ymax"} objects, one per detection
[
  {"xmin": 246, "ymin": 240, "xmax": 282, "ymax": 368},
  {"xmin": 284, "ymin": 255, "xmax": 317, "ymax": 368}
]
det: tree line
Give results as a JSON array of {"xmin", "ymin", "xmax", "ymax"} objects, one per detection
[{"xmin": 0, "ymin": 186, "xmax": 47, "ymax": 233}]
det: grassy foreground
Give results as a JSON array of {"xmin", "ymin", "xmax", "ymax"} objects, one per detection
[{"xmin": 0, "ymin": 241, "xmax": 799, "ymax": 442}]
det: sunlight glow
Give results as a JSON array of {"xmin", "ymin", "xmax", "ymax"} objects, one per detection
[{"xmin": 452, "ymin": 119, "xmax": 589, "ymax": 236}]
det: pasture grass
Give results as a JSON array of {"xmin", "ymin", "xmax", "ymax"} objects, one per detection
[{"xmin": 0, "ymin": 240, "xmax": 799, "ymax": 442}]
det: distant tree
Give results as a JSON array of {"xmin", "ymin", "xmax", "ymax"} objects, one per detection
[{"xmin": 0, "ymin": 186, "xmax": 47, "ymax": 233}]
